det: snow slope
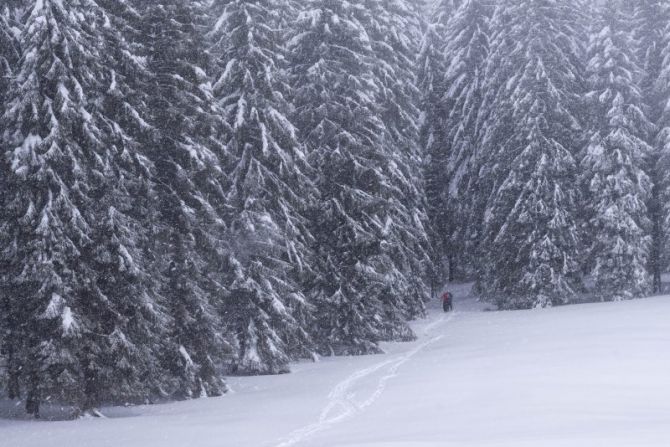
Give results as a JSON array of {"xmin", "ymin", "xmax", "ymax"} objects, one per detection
[{"xmin": 2, "ymin": 287, "xmax": 670, "ymax": 447}]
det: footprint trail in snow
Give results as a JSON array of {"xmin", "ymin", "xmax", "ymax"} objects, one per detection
[{"xmin": 274, "ymin": 312, "xmax": 455, "ymax": 447}]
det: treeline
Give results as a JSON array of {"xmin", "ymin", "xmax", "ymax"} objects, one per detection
[
  {"xmin": 0, "ymin": 0, "xmax": 432, "ymax": 416},
  {"xmin": 3, "ymin": 0, "xmax": 668, "ymax": 418},
  {"xmin": 423, "ymin": 0, "xmax": 670, "ymax": 309}
]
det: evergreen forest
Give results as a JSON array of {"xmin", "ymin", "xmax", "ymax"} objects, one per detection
[{"xmin": 1, "ymin": 0, "xmax": 669, "ymax": 416}]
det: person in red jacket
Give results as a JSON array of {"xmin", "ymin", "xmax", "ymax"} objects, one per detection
[{"xmin": 442, "ymin": 291, "xmax": 453, "ymax": 312}]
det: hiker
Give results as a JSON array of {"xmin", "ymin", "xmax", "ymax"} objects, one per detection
[{"xmin": 442, "ymin": 291, "xmax": 453, "ymax": 312}]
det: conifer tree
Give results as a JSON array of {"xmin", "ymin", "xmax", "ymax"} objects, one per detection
[
  {"xmin": 580, "ymin": 2, "xmax": 653, "ymax": 301},
  {"xmin": 209, "ymin": 0, "xmax": 318, "ymax": 374},
  {"xmin": 0, "ymin": 0, "xmax": 95, "ymax": 415},
  {"xmin": 418, "ymin": 0, "xmax": 454, "ymax": 285},
  {"xmin": 0, "ymin": 0, "xmax": 181, "ymax": 415},
  {"xmin": 133, "ymin": 0, "xmax": 230, "ymax": 398},
  {"xmin": 354, "ymin": 0, "xmax": 432, "ymax": 321},
  {"xmin": 635, "ymin": 1, "xmax": 670, "ymax": 292},
  {"xmin": 478, "ymin": 0, "xmax": 586, "ymax": 309},
  {"xmin": 289, "ymin": 0, "xmax": 415, "ymax": 354},
  {"xmin": 656, "ymin": 14, "xmax": 670, "ymax": 289},
  {"xmin": 82, "ymin": 0, "xmax": 182, "ymax": 409},
  {"xmin": 0, "ymin": 0, "xmax": 131, "ymax": 415},
  {"xmin": 438, "ymin": 0, "xmax": 492, "ymax": 280},
  {"xmin": 0, "ymin": 0, "xmax": 21, "ymax": 400}
]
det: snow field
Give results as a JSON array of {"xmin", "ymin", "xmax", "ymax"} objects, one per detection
[{"xmin": 2, "ymin": 291, "xmax": 670, "ymax": 447}]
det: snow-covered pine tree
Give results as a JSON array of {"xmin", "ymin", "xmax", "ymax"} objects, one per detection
[
  {"xmin": 635, "ymin": 1, "xmax": 670, "ymax": 292},
  {"xmin": 418, "ymin": 0, "xmax": 456, "ymax": 286},
  {"xmin": 77, "ymin": 0, "xmax": 178, "ymax": 409},
  {"xmin": 0, "ymin": 0, "xmax": 83, "ymax": 415},
  {"xmin": 437, "ymin": 0, "xmax": 492, "ymax": 281},
  {"xmin": 579, "ymin": 2, "xmax": 653, "ymax": 301},
  {"xmin": 135, "ymin": 0, "xmax": 229, "ymax": 399},
  {"xmin": 0, "ymin": 0, "xmax": 184, "ymax": 414},
  {"xmin": 208, "ymin": 0, "xmax": 318, "ymax": 375},
  {"xmin": 466, "ymin": 3, "xmax": 517, "ymax": 294},
  {"xmin": 477, "ymin": 0, "xmax": 586, "ymax": 309},
  {"xmin": 289, "ymin": 0, "xmax": 415, "ymax": 354},
  {"xmin": 0, "ymin": 0, "xmax": 21, "ymax": 399},
  {"xmin": 655, "ymin": 9, "xmax": 670, "ymax": 290},
  {"xmin": 353, "ymin": 0, "xmax": 432, "ymax": 325},
  {"xmin": 0, "ymin": 0, "xmax": 157, "ymax": 415}
]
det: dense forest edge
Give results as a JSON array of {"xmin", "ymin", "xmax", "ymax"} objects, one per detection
[{"xmin": 0, "ymin": 0, "xmax": 669, "ymax": 416}]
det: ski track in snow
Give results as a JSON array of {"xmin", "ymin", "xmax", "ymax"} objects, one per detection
[{"xmin": 274, "ymin": 312, "xmax": 455, "ymax": 447}]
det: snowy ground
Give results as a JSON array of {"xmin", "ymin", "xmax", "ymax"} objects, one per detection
[{"xmin": 2, "ymin": 285, "xmax": 670, "ymax": 447}]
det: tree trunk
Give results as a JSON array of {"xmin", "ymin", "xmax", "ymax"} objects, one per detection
[
  {"xmin": 25, "ymin": 378, "xmax": 40, "ymax": 419},
  {"xmin": 649, "ymin": 171, "xmax": 665, "ymax": 294},
  {"xmin": 7, "ymin": 359, "xmax": 20, "ymax": 400}
]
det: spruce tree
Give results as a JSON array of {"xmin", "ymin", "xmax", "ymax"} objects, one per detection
[
  {"xmin": 0, "ymin": 0, "xmax": 94, "ymax": 415},
  {"xmin": 208, "ymin": 0, "xmax": 318, "ymax": 374},
  {"xmin": 478, "ymin": 0, "xmax": 586, "ymax": 309},
  {"xmin": 354, "ymin": 0, "xmax": 432, "ymax": 323},
  {"xmin": 0, "ymin": 0, "xmax": 21, "ymax": 400},
  {"xmin": 0, "ymin": 0, "xmax": 180, "ymax": 415},
  {"xmin": 438, "ymin": 0, "xmax": 492, "ymax": 280},
  {"xmin": 580, "ymin": 2, "xmax": 653, "ymax": 301},
  {"xmin": 81, "ymin": 0, "xmax": 178, "ymax": 409},
  {"xmin": 133, "ymin": 0, "xmax": 230, "ymax": 398},
  {"xmin": 0, "ymin": 0, "xmax": 121, "ymax": 415},
  {"xmin": 656, "ymin": 12, "xmax": 670, "ymax": 289},
  {"xmin": 418, "ymin": 0, "xmax": 453, "ymax": 286},
  {"xmin": 420, "ymin": 0, "xmax": 478, "ymax": 286},
  {"xmin": 635, "ymin": 1, "xmax": 670, "ymax": 292},
  {"xmin": 289, "ymin": 0, "xmax": 415, "ymax": 354}
]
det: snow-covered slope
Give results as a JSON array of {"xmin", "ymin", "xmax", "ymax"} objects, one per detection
[{"xmin": 2, "ymin": 289, "xmax": 670, "ymax": 447}]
